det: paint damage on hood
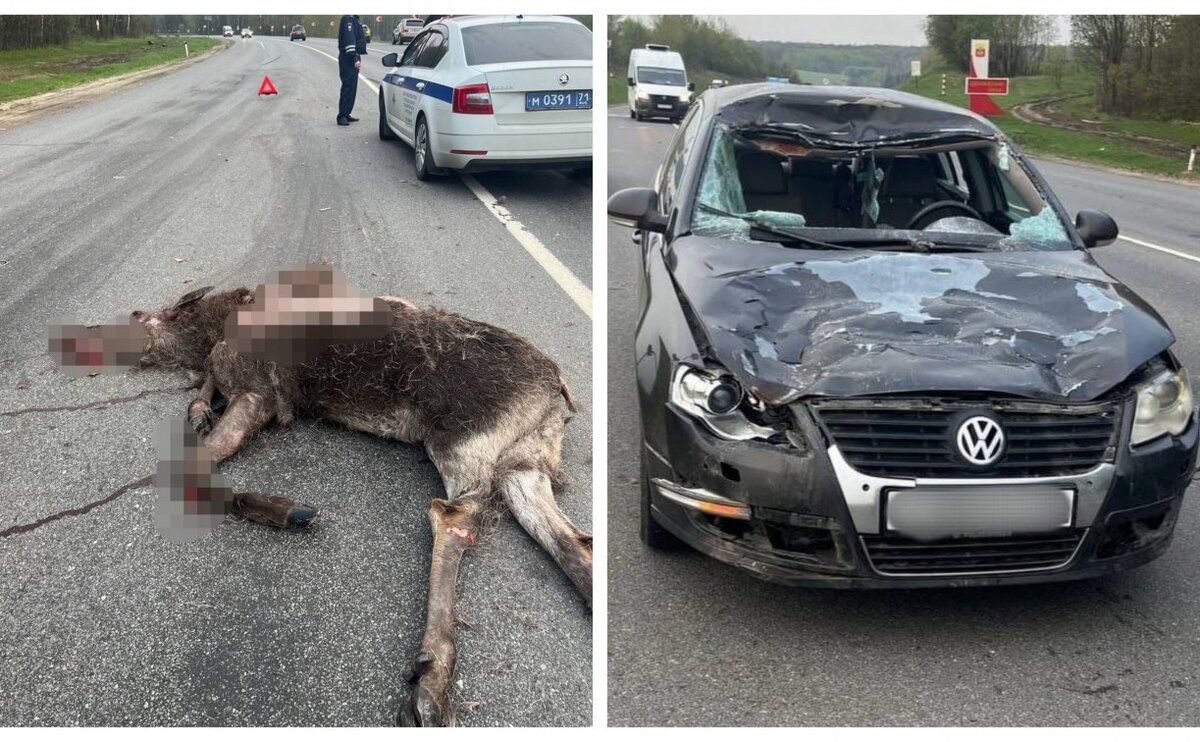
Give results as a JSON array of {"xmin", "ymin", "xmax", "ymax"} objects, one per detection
[{"xmin": 669, "ymin": 237, "xmax": 1174, "ymax": 404}]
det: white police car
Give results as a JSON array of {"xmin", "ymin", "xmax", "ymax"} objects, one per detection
[{"xmin": 377, "ymin": 15, "xmax": 592, "ymax": 180}]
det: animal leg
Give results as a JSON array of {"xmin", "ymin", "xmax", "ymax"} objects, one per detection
[
  {"xmin": 397, "ymin": 497, "xmax": 484, "ymax": 727},
  {"xmin": 187, "ymin": 375, "xmax": 217, "ymax": 434},
  {"xmin": 498, "ymin": 466, "xmax": 592, "ymax": 607},
  {"xmin": 203, "ymin": 392, "xmax": 317, "ymax": 529}
]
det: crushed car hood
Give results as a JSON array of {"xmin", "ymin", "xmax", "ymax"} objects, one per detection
[{"xmin": 669, "ymin": 237, "xmax": 1175, "ymax": 404}]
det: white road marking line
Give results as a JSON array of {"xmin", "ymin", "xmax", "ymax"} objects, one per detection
[
  {"xmin": 257, "ymin": 41, "xmax": 264, "ymax": 50},
  {"xmin": 1119, "ymin": 234, "xmax": 1200, "ymax": 265},
  {"xmin": 460, "ymin": 174, "xmax": 593, "ymax": 319},
  {"xmin": 293, "ymin": 41, "xmax": 378, "ymax": 93}
]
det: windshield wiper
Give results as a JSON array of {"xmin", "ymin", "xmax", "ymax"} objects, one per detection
[
  {"xmin": 837, "ymin": 236, "xmax": 997, "ymax": 253},
  {"xmin": 696, "ymin": 202, "xmax": 857, "ymax": 250}
]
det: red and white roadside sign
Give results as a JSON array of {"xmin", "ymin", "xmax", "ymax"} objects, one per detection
[
  {"xmin": 965, "ymin": 77, "xmax": 1010, "ymax": 96},
  {"xmin": 967, "ymin": 38, "xmax": 1005, "ymax": 116},
  {"xmin": 376, "ymin": 15, "xmax": 383, "ymax": 23}
]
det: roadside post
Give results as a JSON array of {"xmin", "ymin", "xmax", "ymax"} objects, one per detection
[
  {"xmin": 911, "ymin": 60, "xmax": 921, "ymax": 91},
  {"xmin": 184, "ymin": 42, "xmax": 189, "ymax": 58},
  {"xmin": 965, "ymin": 39, "xmax": 1007, "ymax": 116},
  {"xmin": 1189, "ymin": 146, "xmax": 1196, "ymax": 173},
  {"xmin": 940, "ymin": 73, "xmax": 946, "ymax": 96}
]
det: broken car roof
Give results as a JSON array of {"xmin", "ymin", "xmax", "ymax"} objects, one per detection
[{"xmin": 705, "ymin": 83, "xmax": 1002, "ymax": 145}]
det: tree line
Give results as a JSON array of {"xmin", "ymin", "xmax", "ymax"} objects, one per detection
[
  {"xmin": 1071, "ymin": 15, "xmax": 1200, "ymax": 120},
  {"xmin": 924, "ymin": 16, "xmax": 1058, "ymax": 78},
  {"xmin": 608, "ymin": 15, "xmax": 791, "ymax": 83},
  {"xmin": 0, "ymin": 15, "xmax": 156, "ymax": 51}
]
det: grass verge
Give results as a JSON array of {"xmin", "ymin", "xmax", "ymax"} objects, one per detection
[
  {"xmin": 897, "ymin": 68, "xmax": 1197, "ymax": 179},
  {"xmin": 0, "ymin": 35, "xmax": 220, "ymax": 105}
]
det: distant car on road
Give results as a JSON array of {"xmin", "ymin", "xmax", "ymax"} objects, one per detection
[
  {"xmin": 627, "ymin": 44, "xmax": 694, "ymax": 123},
  {"xmin": 241, "ymin": 28, "xmax": 253, "ymax": 39},
  {"xmin": 222, "ymin": 26, "xmax": 233, "ymax": 38},
  {"xmin": 377, "ymin": 15, "xmax": 593, "ymax": 180},
  {"xmin": 609, "ymin": 82, "xmax": 1197, "ymax": 588},
  {"xmin": 290, "ymin": 24, "xmax": 307, "ymax": 41},
  {"xmin": 393, "ymin": 18, "xmax": 425, "ymax": 44}
]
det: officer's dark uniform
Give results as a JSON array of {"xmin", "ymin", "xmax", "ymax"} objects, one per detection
[{"xmin": 337, "ymin": 14, "xmax": 367, "ymax": 124}]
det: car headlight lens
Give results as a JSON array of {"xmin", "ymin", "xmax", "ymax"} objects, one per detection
[
  {"xmin": 636, "ymin": 90, "xmax": 649, "ymax": 100},
  {"xmin": 1131, "ymin": 368, "xmax": 1194, "ymax": 446},
  {"xmin": 670, "ymin": 365, "xmax": 782, "ymax": 441}
]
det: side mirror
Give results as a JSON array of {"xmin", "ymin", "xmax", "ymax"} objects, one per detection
[
  {"xmin": 608, "ymin": 187, "xmax": 669, "ymax": 234},
  {"xmin": 382, "ymin": 52, "xmax": 399, "ymax": 67},
  {"xmin": 688, "ymin": 81, "xmax": 696, "ymax": 92},
  {"xmin": 1075, "ymin": 210, "xmax": 1119, "ymax": 248},
  {"xmin": 627, "ymin": 77, "xmax": 635, "ymax": 86}
]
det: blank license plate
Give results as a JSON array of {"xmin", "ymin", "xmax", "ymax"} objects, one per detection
[
  {"xmin": 525, "ymin": 90, "xmax": 592, "ymax": 111},
  {"xmin": 886, "ymin": 485, "xmax": 1074, "ymax": 540}
]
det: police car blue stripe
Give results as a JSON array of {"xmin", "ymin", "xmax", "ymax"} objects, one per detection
[{"xmin": 380, "ymin": 74, "xmax": 454, "ymax": 104}]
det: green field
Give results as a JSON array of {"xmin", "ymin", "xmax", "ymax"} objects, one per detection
[
  {"xmin": 897, "ymin": 68, "xmax": 1197, "ymax": 179},
  {"xmin": 0, "ymin": 35, "xmax": 221, "ymax": 105}
]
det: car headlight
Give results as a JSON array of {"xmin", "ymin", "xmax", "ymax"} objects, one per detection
[
  {"xmin": 669, "ymin": 365, "xmax": 782, "ymax": 441},
  {"xmin": 1131, "ymin": 368, "xmax": 1194, "ymax": 446}
]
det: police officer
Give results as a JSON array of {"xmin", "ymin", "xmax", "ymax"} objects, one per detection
[{"xmin": 336, "ymin": 14, "xmax": 367, "ymax": 126}]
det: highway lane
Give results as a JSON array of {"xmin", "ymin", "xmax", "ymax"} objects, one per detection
[
  {"xmin": 0, "ymin": 38, "xmax": 590, "ymax": 726},
  {"xmin": 298, "ymin": 34, "xmax": 594, "ymax": 288},
  {"xmin": 606, "ymin": 106, "xmax": 1200, "ymax": 726}
]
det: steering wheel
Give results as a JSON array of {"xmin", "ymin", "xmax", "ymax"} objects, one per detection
[{"xmin": 906, "ymin": 200, "xmax": 983, "ymax": 230}]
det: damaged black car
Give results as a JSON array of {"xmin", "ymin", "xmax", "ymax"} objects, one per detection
[{"xmin": 608, "ymin": 84, "xmax": 1198, "ymax": 587}]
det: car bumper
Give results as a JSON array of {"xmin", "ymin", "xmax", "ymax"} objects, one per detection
[
  {"xmin": 433, "ymin": 127, "xmax": 592, "ymax": 171},
  {"xmin": 643, "ymin": 404, "xmax": 1197, "ymax": 588},
  {"xmin": 632, "ymin": 98, "xmax": 689, "ymax": 118}
]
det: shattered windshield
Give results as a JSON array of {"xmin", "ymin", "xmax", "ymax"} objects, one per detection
[
  {"xmin": 638, "ymin": 66, "xmax": 686, "ymax": 86},
  {"xmin": 692, "ymin": 118, "xmax": 1072, "ymax": 252}
]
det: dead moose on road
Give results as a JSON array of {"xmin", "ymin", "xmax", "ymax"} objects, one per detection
[{"xmin": 45, "ymin": 264, "xmax": 592, "ymax": 726}]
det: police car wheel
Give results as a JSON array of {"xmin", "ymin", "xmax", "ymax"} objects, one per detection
[
  {"xmin": 413, "ymin": 117, "xmax": 439, "ymax": 180},
  {"xmin": 378, "ymin": 94, "xmax": 396, "ymax": 141}
]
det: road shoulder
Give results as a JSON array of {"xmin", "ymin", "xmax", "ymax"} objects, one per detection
[{"xmin": 0, "ymin": 39, "xmax": 232, "ymax": 130}]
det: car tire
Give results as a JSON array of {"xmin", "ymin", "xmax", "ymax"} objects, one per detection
[
  {"xmin": 378, "ymin": 92, "xmax": 396, "ymax": 141},
  {"xmin": 629, "ymin": 109, "xmax": 635, "ymax": 119},
  {"xmin": 640, "ymin": 452, "xmax": 684, "ymax": 550},
  {"xmin": 413, "ymin": 115, "xmax": 441, "ymax": 181}
]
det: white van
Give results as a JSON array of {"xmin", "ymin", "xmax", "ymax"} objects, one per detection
[
  {"xmin": 627, "ymin": 44, "xmax": 693, "ymax": 122},
  {"xmin": 222, "ymin": 26, "xmax": 233, "ymax": 38}
]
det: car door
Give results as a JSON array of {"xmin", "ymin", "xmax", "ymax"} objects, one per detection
[
  {"xmin": 409, "ymin": 26, "xmax": 452, "ymax": 137},
  {"xmin": 394, "ymin": 30, "xmax": 434, "ymax": 141}
]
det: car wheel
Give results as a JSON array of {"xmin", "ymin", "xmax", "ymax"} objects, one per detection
[
  {"xmin": 629, "ymin": 108, "xmax": 635, "ymax": 119},
  {"xmin": 413, "ymin": 116, "xmax": 440, "ymax": 181},
  {"xmin": 640, "ymin": 451, "xmax": 683, "ymax": 550},
  {"xmin": 634, "ymin": 111, "xmax": 644, "ymax": 122},
  {"xmin": 378, "ymin": 92, "xmax": 396, "ymax": 141}
]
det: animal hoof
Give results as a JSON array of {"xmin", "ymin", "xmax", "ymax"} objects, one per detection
[
  {"xmin": 285, "ymin": 504, "xmax": 319, "ymax": 529},
  {"xmin": 188, "ymin": 408, "xmax": 213, "ymax": 435},
  {"xmin": 396, "ymin": 682, "xmax": 447, "ymax": 727}
]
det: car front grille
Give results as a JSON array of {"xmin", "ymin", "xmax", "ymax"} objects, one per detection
[
  {"xmin": 649, "ymin": 94, "xmax": 679, "ymax": 107},
  {"xmin": 811, "ymin": 399, "xmax": 1121, "ymax": 478},
  {"xmin": 861, "ymin": 531, "xmax": 1085, "ymax": 576}
]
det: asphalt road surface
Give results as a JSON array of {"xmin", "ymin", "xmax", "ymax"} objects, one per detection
[
  {"xmin": 0, "ymin": 37, "xmax": 591, "ymax": 727},
  {"xmin": 606, "ymin": 105, "xmax": 1200, "ymax": 726}
]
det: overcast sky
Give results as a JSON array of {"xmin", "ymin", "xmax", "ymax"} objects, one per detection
[{"xmin": 711, "ymin": 15, "xmax": 1070, "ymax": 46}]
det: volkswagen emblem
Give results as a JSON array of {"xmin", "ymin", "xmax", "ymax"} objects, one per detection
[
  {"xmin": 558, "ymin": 73, "xmax": 570, "ymax": 86},
  {"xmin": 956, "ymin": 416, "xmax": 1005, "ymax": 466}
]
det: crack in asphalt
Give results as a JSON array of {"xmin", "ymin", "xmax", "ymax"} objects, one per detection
[
  {"xmin": 0, "ymin": 385, "xmax": 192, "ymax": 417},
  {"xmin": 0, "ymin": 473, "xmax": 152, "ymax": 539}
]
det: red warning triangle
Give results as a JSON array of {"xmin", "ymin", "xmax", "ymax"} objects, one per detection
[{"xmin": 257, "ymin": 76, "xmax": 277, "ymax": 96}]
